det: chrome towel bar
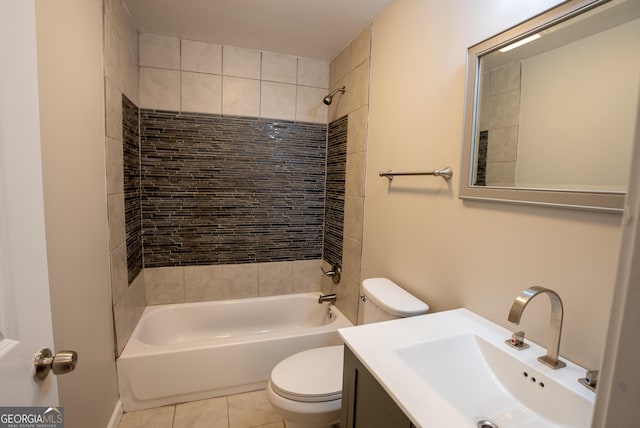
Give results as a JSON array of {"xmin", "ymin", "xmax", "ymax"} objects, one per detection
[{"xmin": 379, "ymin": 167, "xmax": 453, "ymax": 181}]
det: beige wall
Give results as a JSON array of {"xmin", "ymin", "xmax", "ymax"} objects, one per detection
[
  {"xmin": 322, "ymin": 25, "xmax": 371, "ymax": 324},
  {"xmin": 35, "ymin": 0, "xmax": 119, "ymax": 426},
  {"xmin": 364, "ymin": 0, "xmax": 622, "ymax": 370}
]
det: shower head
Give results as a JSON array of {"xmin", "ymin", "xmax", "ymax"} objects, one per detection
[{"xmin": 323, "ymin": 86, "xmax": 346, "ymax": 105}]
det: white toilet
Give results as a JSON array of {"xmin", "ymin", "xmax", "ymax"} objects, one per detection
[{"xmin": 266, "ymin": 278, "xmax": 429, "ymax": 428}]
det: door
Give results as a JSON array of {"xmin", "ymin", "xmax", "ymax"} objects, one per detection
[{"xmin": 0, "ymin": 0, "xmax": 58, "ymax": 406}]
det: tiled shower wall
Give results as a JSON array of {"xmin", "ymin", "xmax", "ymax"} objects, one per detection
[
  {"xmin": 103, "ymin": 0, "xmax": 145, "ymax": 355},
  {"xmin": 122, "ymin": 96, "xmax": 142, "ymax": 283},
  {"xmin": 479, "ymin": 61, "xmax": 521, "ymax": 186},
  {"xmin": 138, "ymin": 33, "xmax": 329, "ymax": 123},
  {"xmin": 322, "ymin": 25, "xmax": 371, "ymax": 324},
  {"xmin": 324, "ymin": 116, "xmax": 348, "ymax": 267},
  {"xmin": 140, "ymin": 34, "xmax": 336, "ymax": 304},
  {"xmin": 139, "ymin": 111, "xmax": 327, "ymax": 266},
  {"xmin": 105, "ymin": 7, "xmax": 369, "ymax": 351}
]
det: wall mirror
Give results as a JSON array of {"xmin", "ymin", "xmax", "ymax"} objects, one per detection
[{"xmin": 460, "ymin": 0, "xmax": 640, "ymax": 212}]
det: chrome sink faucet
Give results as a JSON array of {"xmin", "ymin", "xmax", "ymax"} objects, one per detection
[{"xmin": 508, "ymin": 286, "xmax": 566, "ymax": 369}]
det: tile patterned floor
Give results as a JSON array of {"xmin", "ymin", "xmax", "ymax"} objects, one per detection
[{"xmin": 118, "ymin": 390, "xmax": 284, "ymax": 428}]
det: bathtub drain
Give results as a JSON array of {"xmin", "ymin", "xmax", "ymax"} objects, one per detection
[{"xmin": 477, "ymin": 419, "xmax": 499, "ymax": 428}]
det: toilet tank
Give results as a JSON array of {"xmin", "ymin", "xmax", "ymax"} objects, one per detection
[{"xmin": 360, "ymin": 278, "xmax": 429, "ymax": 324}]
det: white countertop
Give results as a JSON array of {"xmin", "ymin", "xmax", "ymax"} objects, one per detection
[{"xmin": 338, "ymin": 308, "xmax": 595, "ymax": 428}]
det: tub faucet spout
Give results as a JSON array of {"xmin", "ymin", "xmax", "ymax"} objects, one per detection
[
  {"xmin": 508, "ymin": 286, "xmax": 566, "ymax": 369},
  {"xmin": 318, "ymin": 293, "xmax": 337, "ymax": 304}
]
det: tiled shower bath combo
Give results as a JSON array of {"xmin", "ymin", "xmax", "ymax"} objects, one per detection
[{"xmin": 118, "ymin": 97, "xmax": 353, "ymax": 411}]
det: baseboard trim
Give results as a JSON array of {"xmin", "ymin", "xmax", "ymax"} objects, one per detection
[{"xmin": 106, "ymin": 400, "xmax": 123, "ymax": 428}]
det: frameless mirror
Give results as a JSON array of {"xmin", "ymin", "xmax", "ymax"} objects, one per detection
[{"xmin": 460, "ymin": 0, "xmax": 640, "ymax": 212}]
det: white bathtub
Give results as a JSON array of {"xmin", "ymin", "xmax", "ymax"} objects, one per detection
[{"xmin": 117, "ymin": 292, "xmax": 352, "ymax": 411}]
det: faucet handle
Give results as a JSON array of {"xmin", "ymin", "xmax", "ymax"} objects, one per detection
[
  {"xmin": 505, "ymin": 331, "xmax": 530, "ymax": 350},
  {"xmin": 578, "ymin": 370, "xmax": 598, "ymax": 392}
]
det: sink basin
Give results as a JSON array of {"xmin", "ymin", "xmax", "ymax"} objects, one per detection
[
  {"xmin": 393, "ymin": 333, "xmax": 592, "ymax": 427},
  {"xmin": 339, "ymin": 308, "xmax": 595, "ymax": 428}
]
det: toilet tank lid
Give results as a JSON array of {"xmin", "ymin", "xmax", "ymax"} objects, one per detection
[{"xmin": 362, "ymin": 278, "xmax": 429, "ymax": 317}]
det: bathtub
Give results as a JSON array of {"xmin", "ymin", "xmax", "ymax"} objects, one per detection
[{"xmin": 117, "ymin": 292, "xmax": 352, "ymax": 411}]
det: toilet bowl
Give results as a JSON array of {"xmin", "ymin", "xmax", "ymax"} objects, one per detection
[
  {"xmin": 266, "ymin": 346, "xmax": 343, "ymax": 428},
  {"xmin": 267, "ymin": 278, "xmax": 429, "ymax": 428}
]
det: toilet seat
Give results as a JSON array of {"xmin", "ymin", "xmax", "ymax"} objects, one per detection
[{"xmin": 270, "ymin": 345, "xmax": 343, "ymax": 403}]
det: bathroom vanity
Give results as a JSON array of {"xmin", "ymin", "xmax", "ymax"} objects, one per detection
[
  {"xmin": 338, "ymin": 309, "xmax": 595, "ymax": 428},
  {"xmin": 341, "ymin": 346, "xmax": 414, "ymax": 427}
]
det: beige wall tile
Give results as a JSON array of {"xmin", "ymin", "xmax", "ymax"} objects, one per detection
[
  {"xmin": 174, "ymin": 397, "xmax": 228, "ymax": 428},
  {"xmin": 346, "ymin": 152, "xmax": 366, "ymax": 197},
  {"xmin": 297, "ymin": 58, "xmax": 329, "ymax": 88},
  {"xmin": 486, "ymin": 126, "xmax": 519, "ymax": 162},
  {"xmin": 222, "ymin": 76, "xmax": 260, "ymax": 117},
  {"xmin": 479, "ymin": 94, "xmax": 490, "ymax": 131},
  {"xmin": 107, "ymin": 193, "xmax": 125, "ymax": 250},
  {"xmin": 181, "ymin": 71, "xmax": 222, "ymax": 114},
  {"xmin": 106, "ymin": 137, "xmax": 124, "ymax": 195},
  {"xmin": 296, "ymin": 86, "xmax": 328, "ymax": 124},
  {"xmin": 351, "ymin": 25, "xmax": 371, "ymax": 69},
  {"xmin": 342, "ymin": 236, "xmax": 362, "ymax": 285},
  {"xmin": 104, "ymin": 0, "xmax": 127, "ymax": 37},
  {"xmin": 145, "ymin": 266, "xmax": 185, "ymax": 305},
  {"xmin": 184, "ymin": 265, "xmax": 223, "ymax": 302},
  {"xmin": 344, "ymin": 196, "xmax": 364, "ymax": 241},
  {"xmin": 490, "ymin": 61, "xmax": 521, "ymax": 95},
  {"xmin": 118, "ymin": 404, "xmax": 174, "ymax": 428},
  {"xmin": 139, "ymin": 33, "xmax": 180, "ymax": 70},
  {"xmin": 328, "ymin": 77, "xmax": 348, "ymax": 122},
  {"xmin": 228, "ymin": 390, "xmax": 281, "ymax": 428},
  {"xmin": 480, "ymin": 70, "xmax": 491, "ymax": 100},
  {"xmin": 104, "ymin": 19, "xmax": 123, "ymax": 90},
  {"xmin": 258, "ymin": 262, "xmax": 293, "ymax": 296},
  {"xmin": 347, "ymin": 107, "xmax": 367, "ymax": 154},
  {"xmin": 105, "ymin": 77, "xmax": 122, "ymax": 140},
  {"xmin": 329, "ymin": 60, "xmax": 336, "ymax": 88},
  {"xmin": 486, "ymin": 161, "xmax": 517, "ymax": 186},
  {"xmin": 292, "ymin": 259, "xmax": 323, "ymax": 293},
  {"xmin": 334, "ymin": 276, "xmax": 359, "ymax": 325},
  {"xmin": 333, "ymin": 43, "xmax": 352, "ymax": 83},
  {"xmin": 222, "ymin": 264, "xmax": 259, "ymax": 299},
  {"xmin": 346, "ymin": 59, "xmax": 370, "ymax": 114},
  {"xmin": 181, "ymin": 39, "xmax": 222, "ymax": 74},
  {"xmin": 489, "ymin": 89, "xmax": 520, "ymax": 128},
  {"xmin": 139, "ymin": 67, "xmax": 180, "ymax": 111},
  {"xmin": 261, "ymin": 52, "xmax": 297, "ymax": 84},
  {"xmin": 320, "ymin": 260, "xmax": 335, "ymax": 295},
  {"xmin": 223, "ymin": 46, "xmax": 261, "ymax": 79},
  {"xmin": 110, "ymin": 242, "xmax": 128, "ymax": 305},
  {"xmin": 123, "ymin": 39, "xmax": 139, "ymax": 105},
  {"xmin": 260, "ymin": 81, "xmax": 296, "ymax": 120},
  {"xmin": 114, "ymin": 271, "xmax": 145, "ymax": 355}
]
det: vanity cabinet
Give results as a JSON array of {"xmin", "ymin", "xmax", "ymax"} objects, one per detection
[{"xmin": 341, "ymin": 346, "xmax": 415, "ymax": 428}]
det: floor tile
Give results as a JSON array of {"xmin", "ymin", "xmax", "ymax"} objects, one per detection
[
  {"xmin": 118, "ymin": 406, "xmax": 175, "ymax": 428},
  {"xmin": 254, "ymin": 422, "xmax": 284, "ymax": 428},
  {"xmin": 173, "ymin": 397, "xmax": 229, "ymax": 428},
  {"xmin": 228, "ymin": 390, "xmax": 282, "ymax": 428}
]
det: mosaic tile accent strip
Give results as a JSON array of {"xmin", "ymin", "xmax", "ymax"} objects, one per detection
[
  {"xmin": 139, "ymin": 110, "xmax": 327, "ymax": 266},
  {"xmin": 123, "ymin": 95, "xmax": 143, "ymax": 284},
  {"xmin": 475, "ymin": 130, "xmax": 488, "ymax": 186},
  {"xmin": 323, "ymin": 115, "xmax": 347, "ymax": 267}
]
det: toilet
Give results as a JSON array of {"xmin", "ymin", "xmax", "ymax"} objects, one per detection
[{"xmin": 266, "ymin": 278, "xmax": 429, "ymax": 428}]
